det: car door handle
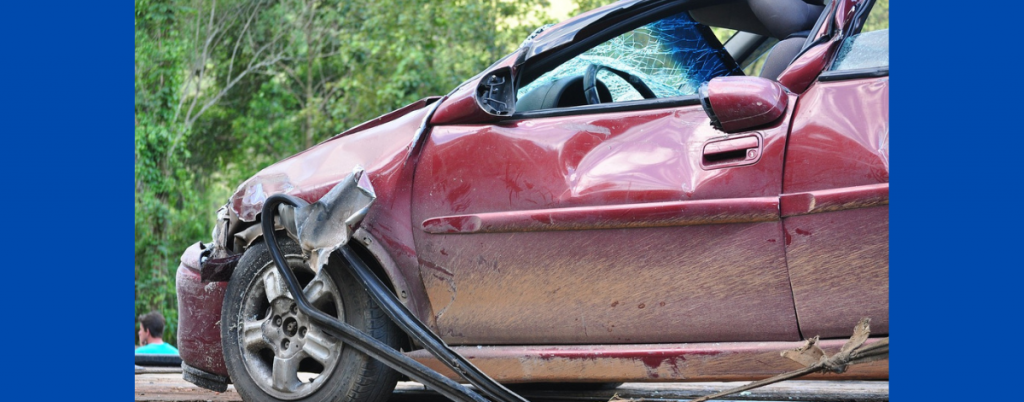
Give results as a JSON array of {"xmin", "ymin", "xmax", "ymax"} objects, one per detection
[{"xmin": 701, "ymin": 134, "xmax": 762, "ymax": 169}]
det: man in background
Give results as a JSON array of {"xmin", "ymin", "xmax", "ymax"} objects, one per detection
[{"xmin": 136, "ymin": 311, "xmax": 178, "ymax": 355}]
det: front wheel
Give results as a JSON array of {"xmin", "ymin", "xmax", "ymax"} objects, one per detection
[{"xmin": 222, "ymin": 237, "xmax": 401, "ymax": 402}]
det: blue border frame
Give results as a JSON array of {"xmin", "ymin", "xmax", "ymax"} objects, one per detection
[
  {"xmin": 1, "ymin": 1, "xmax": 131, "ymax": 399},
  {"xmin": 1, "ymin": 0, "xmax": 1017, "ymax": 399}
]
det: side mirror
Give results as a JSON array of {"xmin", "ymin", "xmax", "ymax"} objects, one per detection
[
  {"xmin": 430, "ymin": 66, "xmax": 515, "ymax": 125},
  {"xmin": 699, "ymin": 76, "xmax": 788, "ymax": 133},
  {"xmin": 475, "ymin": 67, "xmax": 515, "ymax": 116}
]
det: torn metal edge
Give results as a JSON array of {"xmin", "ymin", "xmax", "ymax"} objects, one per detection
[{"xmin": 290, "ymin": 166, "xmax": 376, "ymax": 273}]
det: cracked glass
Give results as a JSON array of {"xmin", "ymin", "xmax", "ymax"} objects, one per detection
[
  {"xmin": 518, "ymin": 10, "xmax": 740, "ymax": 103},
  {"xmin": 831, "ymin": 29, "xmax": 888, "ymax": 71},
  {"xmin": 830, "ymin": 0, "xmax": 889, "ymax": 71}
]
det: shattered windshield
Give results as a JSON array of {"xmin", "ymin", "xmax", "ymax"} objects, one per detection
[{"xmin": 518, "ymin": 10, "xmax": 740, "ymax": 102}]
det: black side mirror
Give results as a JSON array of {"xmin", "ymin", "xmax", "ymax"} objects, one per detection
[{"xmin": 476, "ymin": 67, "xmax": 515, "ymax": 116}]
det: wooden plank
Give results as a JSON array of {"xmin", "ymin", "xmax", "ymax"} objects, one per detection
[
  {"xmin": 136, "ymin": 373, "xmax": 888, "ymax": 402},
  {"xmin": 388, "ymin": 381, "xmax": 888, "ymax": 402},
  {"xmin": 526, "ymin": 381, "xmax": 888, "ymax": 402}
]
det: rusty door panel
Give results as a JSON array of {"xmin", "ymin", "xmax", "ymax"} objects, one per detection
[
  {"xmin": 783, "ymin": 206, "xmax": 889, "ymax": 338},
  {"xmin": 783, "ymin": 77, "xmax": 889, "ymax": 338},
  {"xmin": 418, "ymin": 222, "xmax": 797, "ymax": 345},
  {"xmin": 413, "ymin": 101, "xmax": 799, "ymax": 345}
]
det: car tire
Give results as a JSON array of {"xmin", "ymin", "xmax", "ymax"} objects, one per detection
[{"xmin": 222, "ymin": 236, "xmax": 401, "ymax": 402}]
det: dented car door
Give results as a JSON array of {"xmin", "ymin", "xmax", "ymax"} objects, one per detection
[
  {"xmin": 409, "ymin": 6, "xmax": 810, "ymax": 346},
  {"xmin": 412, "ymin": 100, "xmax": 802, "ymax": 345}
]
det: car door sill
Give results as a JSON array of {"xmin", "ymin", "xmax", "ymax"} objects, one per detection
[{"xmin": 406, "ymin": 339, "xmax": 889, "ymax": 382}]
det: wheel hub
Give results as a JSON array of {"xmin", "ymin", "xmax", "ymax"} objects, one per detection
[{"xmin": 261, "ymin": 298, "xmax": 311, "ymax": 359}]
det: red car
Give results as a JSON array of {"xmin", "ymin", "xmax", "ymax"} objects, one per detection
[{"xmin": 175, "ymin": 0, "xmax": 889, "ymax": 400}]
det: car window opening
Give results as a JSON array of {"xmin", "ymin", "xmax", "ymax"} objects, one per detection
[{"xmin": 517, "ymin": 10, "xmax": 740, "ymax": 112}]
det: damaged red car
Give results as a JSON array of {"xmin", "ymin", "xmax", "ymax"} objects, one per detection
[{"xmin": 175, "ymin": 0, "xmax": 889, "ymax": 401}]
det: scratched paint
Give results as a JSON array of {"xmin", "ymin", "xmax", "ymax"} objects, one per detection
[{"xmin": 784, "ymin": 206, "xmax": 889, "ymax": 338}]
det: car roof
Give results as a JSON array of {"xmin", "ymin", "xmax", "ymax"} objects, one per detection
[{"xmin": 523, "ymin": 0, "xmax": 652, "ymax": 60}]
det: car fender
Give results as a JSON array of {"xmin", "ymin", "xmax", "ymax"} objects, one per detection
[{"xmin": 227, "ymin": 96, "xmax": 443, "ymax": 326}]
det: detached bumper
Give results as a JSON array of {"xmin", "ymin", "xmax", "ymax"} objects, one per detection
[{"xmin": 175, "ymin": 242, "xmax": 229, "ymax": 377}]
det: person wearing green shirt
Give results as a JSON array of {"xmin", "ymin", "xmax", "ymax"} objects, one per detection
[{"xmin": 136, "ymin": 311, "xmax": 178, "ymax": 355}]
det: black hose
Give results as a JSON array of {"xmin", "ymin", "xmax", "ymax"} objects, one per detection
[{"xmin": 261, "ymin": 193, "xmax": 489, "ymax": 402}]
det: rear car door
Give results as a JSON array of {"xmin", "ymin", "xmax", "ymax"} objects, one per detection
[
  {"xmin": 412, "ymin": 6, "xmax": 800, "ymax": 345},
  {"xmin": 781, "ymin": 0, "xmax": 889, "ymax": 338}
]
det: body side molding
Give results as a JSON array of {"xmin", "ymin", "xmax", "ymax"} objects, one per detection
[
  {"xmin": 422, "ymin": 197, "xmax": 780, "ymax": 234},
  {"xmin": 780, "ymin": 183, "xmax": 888, "ymax": 218}
]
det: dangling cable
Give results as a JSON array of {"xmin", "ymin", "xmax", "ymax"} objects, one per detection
[{"xmin": 261, "ymin": 193, "xmax": 490, "ymax": 402}]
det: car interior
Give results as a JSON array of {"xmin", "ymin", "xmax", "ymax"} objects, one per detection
[{"xmin": 516, "ymin": 0, "xmax": 829, "ymax": 113}]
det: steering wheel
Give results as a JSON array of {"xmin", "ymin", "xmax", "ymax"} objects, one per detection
[{"xmin": 583, "ymin": 63, "xmax": 658, "ymax": 105}]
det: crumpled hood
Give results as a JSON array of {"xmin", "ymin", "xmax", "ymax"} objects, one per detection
[{"xmin": 231, "ymin": 97, "xmax": 439, "ymax": 221}]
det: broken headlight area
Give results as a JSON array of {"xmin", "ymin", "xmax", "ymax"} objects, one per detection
[{"xmin": 198, "ymin": 166, "xmax": 375, "ymax": 281}]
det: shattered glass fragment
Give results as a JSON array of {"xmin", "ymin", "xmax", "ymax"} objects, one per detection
[
  {"xmin": 518, "ymin": 11, "xmax": 740, "ymax": 102},
  {"xmin": 831, "ymin": 29, "xmax": 889, "ymax": 71}
]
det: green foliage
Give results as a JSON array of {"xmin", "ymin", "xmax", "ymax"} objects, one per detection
[
  {"xmin": 863, "ymin": 0, "xmax": 888, "ymax": 33},
  {"xmin": 572, "ymin": 0, "xmax": 613, "ymax": 15},
  {"xmin": 135, "ymin": 0, "xmax": 551, "ymax": 347},
  {"xmin": 136, "ymin": 0, "xmax": 196, "ymax": 346}
]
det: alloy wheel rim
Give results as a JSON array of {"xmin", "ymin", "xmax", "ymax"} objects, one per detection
[{"xmin": 238, "ymin": 255, "xmax": 345, "ymax": 400}]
